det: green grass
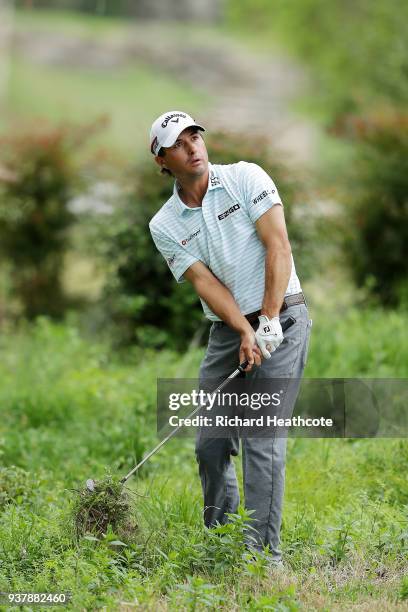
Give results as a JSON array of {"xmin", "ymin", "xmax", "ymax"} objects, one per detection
[
  {"xmin": 0, "ymin": 313, "xmax": 407, "ymax": 609},
  {"xmin": 303, "ymin": 305, "xmax": 408, "ymax": 378},
  {"xmin": 14, "ymin": 7, "xmax": 227, "ymax": 44},
  {"xmin": 14, "ymin": 7, "xmax": 129, "ymax": 39},
  {"xmin": 4, "ymin": 54, "xmax": 209, "ymax": 159},
  {"xmin": 3, "ymin": 8, "xmax": 214, "ymax": 158}
]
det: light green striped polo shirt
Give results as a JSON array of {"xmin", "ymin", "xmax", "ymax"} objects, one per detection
[{"xmin": 149, "ymin": 161, "xmax": 302, "ymax": 321}]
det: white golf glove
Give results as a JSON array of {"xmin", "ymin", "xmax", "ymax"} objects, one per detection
[{"xmin": 255, "ymin": 315, "xmax": 284, "ymax": 359}]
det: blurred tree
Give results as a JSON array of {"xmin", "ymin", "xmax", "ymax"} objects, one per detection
[
  {"xmin": 91, "ymin": 131, "xmax": 311, "ymax": 350},
  {"xmin": 0, "ymin": 120, "xmax": 101, "ymax": 319},
  {"xmin": 332, "ymin": 111, "xmax": 408, "ymax": 305},
  {"xmin": 16, "ymin": 0, "xmax": 223, "ymax": 20},
  {"xmin": 16, "ymin": 0, "xmax": 125, "ymax": 15},
  {"xmin": 227, "ymin": 0, "xmax": 408, "ymax": 120}
]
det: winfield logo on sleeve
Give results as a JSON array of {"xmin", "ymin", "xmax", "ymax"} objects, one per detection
[
  {"xmin": 218, "ymin": 203, "xmax": 240, "ymax": 221},
  {"xmin": 181, "ymin": 228, "xmax": 201, "ymax": 246},
  {"xmin": 252, "ymin": 189, "xmax": 275, "ymax": 205}
]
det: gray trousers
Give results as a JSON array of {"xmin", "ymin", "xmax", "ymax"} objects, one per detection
[{"xmin": 195, "ymin": 304, "xmax": 311, "ymax": 561}]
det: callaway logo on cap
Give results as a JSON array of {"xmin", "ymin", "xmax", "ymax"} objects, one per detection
[{"xmin": 150, "ymin": 110, "xmax": 205, "ymax": 156}]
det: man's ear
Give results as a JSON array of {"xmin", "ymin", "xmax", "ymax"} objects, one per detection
[{"xmin": 154, "ymin": 155, "xmax": 166, "ymax": 170}]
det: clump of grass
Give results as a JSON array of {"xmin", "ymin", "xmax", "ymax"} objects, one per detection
[
  {"xmin": 71, "ymin": 474, "xmax": 136, "ymax": 540},
  {"xmin": 0, "ymin": 466, "xmax": 40, "ymax": 509}
]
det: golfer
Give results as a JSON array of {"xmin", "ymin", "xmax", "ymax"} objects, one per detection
[{"xmin": 149, "ymin": 111, "xmax": 311, "ymax": 567}]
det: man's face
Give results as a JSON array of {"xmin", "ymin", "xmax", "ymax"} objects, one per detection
[{"xmin": 155, "ymin": 127, "xmax": 208, "ymax": 179}]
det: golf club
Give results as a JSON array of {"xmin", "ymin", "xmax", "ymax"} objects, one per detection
[{"xmin": 86, "ymin": 315, "xmax": 296, "ymax": 492}]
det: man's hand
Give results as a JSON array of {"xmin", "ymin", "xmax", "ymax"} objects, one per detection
[
  {"xmin": 239, "ymin": 328, "xmax": 262, "ymax": 372},
  {"xmin": 255, "ymin": 315, "xmax": 283, "ymax": 359}
]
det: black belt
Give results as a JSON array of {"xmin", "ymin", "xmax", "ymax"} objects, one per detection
[{"xmin": 244, "ymin": 292, "xmax": 306, "ymax": 325}]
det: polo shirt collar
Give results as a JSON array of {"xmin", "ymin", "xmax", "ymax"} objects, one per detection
[{"xmin": 173, "ymin": 162, "xmax": 223, "ymax": 216}]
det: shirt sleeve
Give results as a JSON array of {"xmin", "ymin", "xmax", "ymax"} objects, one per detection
[
  {"xmin": 236, "ymin": 161, "xmax": 283, "ymax": 224},
  {"xmin": 149, "ymin": 225, "xmax": 199, "ymax": 283}
]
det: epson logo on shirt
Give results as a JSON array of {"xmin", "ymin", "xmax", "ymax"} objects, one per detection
[
  {"xmin": 252, "ymin": 189, "xmax": 275, "ymax": 205},
  {"xmin": 218, "ymin": 203, "xmax": 240, "ymax": 221},
  {"xmin": 167, "ymin": 254, "xmax": 176, "ymax": 267},
  {"xmin": 181, "ymin": 228, "xmax": 201, "ymax": 246}
]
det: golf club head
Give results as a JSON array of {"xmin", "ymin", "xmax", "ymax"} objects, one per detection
[{"xmin": 86, "ymin": 478, "xmax": 95, "ymax": 492}]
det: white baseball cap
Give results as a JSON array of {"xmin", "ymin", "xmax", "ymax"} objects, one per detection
[{"xmin": 150, "ymin": 110, "xmax": 205, "ymax": 156}]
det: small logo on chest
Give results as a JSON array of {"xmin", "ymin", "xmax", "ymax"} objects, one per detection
[
  {"xmin": 210, "ymin": 172, "xmax": 221, "ymax": 187},
  {"xmin": 218, "ymin": 203, "xmax": 241, "ymax": 221},
  {"xmin": 181, "ymin": 228, "xmax": 201, "ymax": 246}
]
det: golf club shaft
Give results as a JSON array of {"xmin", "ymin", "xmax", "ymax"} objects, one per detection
[
  {"xmin": 120, "ymin": 315, "xmax": 296, "ymax": 484},
  {"xmin": 120, "ymin": 363, "xmax": 244, "ymax": 483}
]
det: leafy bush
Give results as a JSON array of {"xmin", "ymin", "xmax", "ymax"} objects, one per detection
[
  {"xmin": 244, "ymin": 586, "xmax": 300, "ymax": 612},
  {"xmin": 170, "ymin": 576, "xmax": 225, "ymax": 610},
  {"xmin": 399, "ymin": 575, "xmax": 408, "ymax": 601},
  {"xmin": 0, "ymin": 120, "xmax": 101, "ymax": 320},
  {"xmin": 331, "ymin": 111, "xmax": 408, "ymax": 306},
  {"xmin": 93, "ymin": 131, "xmax": 310, "ymax": 350},
  {"xmin": 0, "ymin": 467, "xmax": 42, "ymax": 509}
]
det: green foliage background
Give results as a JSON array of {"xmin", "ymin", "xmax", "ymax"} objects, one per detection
[
  {"xmin": 0, "ymin": 5, "xmax": 407, "ymax": 609},
  {"xmin": 0, "ymin": 317, "xmax": 407, "ymax": 608},
  {"xmin": 227, "ymin": 0, "xmax": 408, "ymax": 119},
  {"xmin": 335, "ymin": 112, "xmax": 408, "ymax": 305},
  {"xmin": 0, "ymin": 121, "xmax": 101, "ymax": 319}
]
